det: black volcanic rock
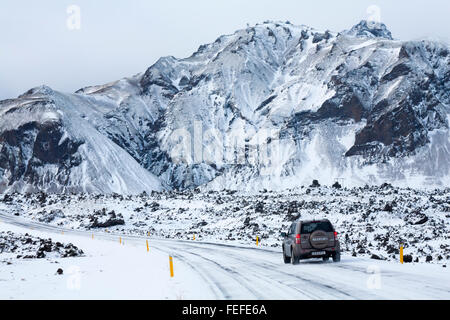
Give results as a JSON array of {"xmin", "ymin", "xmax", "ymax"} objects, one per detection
[
  {"xmin": 346, "ymin": 103, "xmax": 430, "ymax": 159},
  {"xmin": 332, "ymin": 182, "xmax": 342, "ymax": 189},
  {"xmin": 0, "ymin": 231, "xmax": 83, "ymax": 258},
  {"xmin": 403, "ymin": 255, "xmax": 413, "ymax": 263},
  {"xmin": 0, "ymin": 119, "xmax": 83, "ymax": 190}
]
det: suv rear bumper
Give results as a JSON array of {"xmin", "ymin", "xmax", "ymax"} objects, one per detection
[{"xmin": 293, "ymin": 243, "xmax": 340, "ymax": 259}]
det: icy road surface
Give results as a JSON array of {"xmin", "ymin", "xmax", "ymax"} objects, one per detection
[{"xmin": 0, "ymin": 212, "xmax": 449, "ymax": 300}]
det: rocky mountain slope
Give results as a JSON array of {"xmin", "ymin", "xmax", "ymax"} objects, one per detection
[{"xmin": 1, "ymin": 20, "xmax": 449, "ymax": 193}]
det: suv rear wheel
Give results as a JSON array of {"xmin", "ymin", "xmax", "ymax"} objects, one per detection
[
  {"xmin": 291, "ymin": 248, "xmax": 299, "ymax": 265},
  {"xmin": 283, "ymin": 248, "xmax": 290, "ymax": 264},
  {"xmin": 332, "ymin": 251, "xmax": 341, "ymax": 262}
]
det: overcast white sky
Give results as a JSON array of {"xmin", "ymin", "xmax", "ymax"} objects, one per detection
[{"xmin": 0, "ymin": 0, "xmax": 449, "ymax": 100}]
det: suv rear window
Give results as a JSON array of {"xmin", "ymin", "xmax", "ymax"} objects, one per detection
[{"xmin": 301, "ymin": 221, "xmax": 333, "ymax": 233}]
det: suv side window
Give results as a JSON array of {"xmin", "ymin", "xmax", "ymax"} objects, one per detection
[{"xmin": 289, "ymin": 223, "xmax": 296, "ymax": 235}]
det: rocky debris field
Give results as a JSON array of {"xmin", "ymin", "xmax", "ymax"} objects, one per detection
[
  {"xmin": 0, "ymin": 231, "xmax": 84, "ymax": 260},
  {"xmin": 81, "ymin": 208, "xmax": 125, "ymax": 229},
  {"xmin": 1, "ymin": 183, "xmax": 449, "ymax": 264}
]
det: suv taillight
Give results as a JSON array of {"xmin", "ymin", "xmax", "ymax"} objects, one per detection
[
  {"xmin": 295, "ymin": 234, "xmax": 301, "ymax": 244},
  {"xmin": 334, "ymin": 231, "xmax": 338, "ymax": 241}
]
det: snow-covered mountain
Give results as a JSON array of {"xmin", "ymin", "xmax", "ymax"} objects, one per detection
[{"xmin": 1, "ymin": 20, "xmax": 449, "ymax": 193}]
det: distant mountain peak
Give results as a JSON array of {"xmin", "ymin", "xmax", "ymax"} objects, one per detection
[
  {"xmin": 18, "ymin": 85, "xmax": 54, "ymax": 98},
  {"xmin": 345, "ymin": 20, "xmax": 393, "ymax": 40}
]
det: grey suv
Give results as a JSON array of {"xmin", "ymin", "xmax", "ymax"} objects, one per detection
[{"xmin": 281, "ymin": 219, "xmax": 340, "ymax": 264}]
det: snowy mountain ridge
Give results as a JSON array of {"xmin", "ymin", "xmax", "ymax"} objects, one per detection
[{"xmin": 1, "ymin": 20, "xmax": 449, "ymax": 193}]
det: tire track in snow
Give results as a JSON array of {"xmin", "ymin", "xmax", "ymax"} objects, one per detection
[
  {"xmin": 186, "ymin": 243, "xmax": 356, "ymax": 299},
  {"xmin": 161, "ymin": 240, "xmax": 357, "ymax": 299},
  {"xmin": 158, "ymin": 242, "xmax": 261, "ymax": 299}
]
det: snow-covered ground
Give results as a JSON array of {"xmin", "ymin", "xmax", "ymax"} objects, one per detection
[
  {"xmin": 0, "ymin": 213, "xmax": 449, "ymax": 299},
  {"xmin": 0, "ymin": 222, "xmax": 211, "ymax": 299},
  {"xmin": 1, "ymin": 184, "xmax": 448, "ymax": 265},
  {"xmin": 1, "ymin": 184, "xmax": 449, "ymax": 299}
]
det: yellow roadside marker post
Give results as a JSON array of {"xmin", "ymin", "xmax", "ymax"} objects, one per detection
[
  {"xmin": 120, "ymin": 237, "xmax": 122, "ymax": 245},
  {"xmin": 256, "ymin": 236, "xmax": 259, "ymax": 246},
  {"xmin": 193, "ymin": 234, "xmax": 196, "ymax": 241},
  {"xmin": 146, "ymin": 240, "xmax": 149, "ymax": 252},
  {"xmin": 400, "ymin": 244, "xmax": 404, "ymax": 264},
  {"xmin": 169, "ymin": 256, "xmax": 174, "ymax": 277}
]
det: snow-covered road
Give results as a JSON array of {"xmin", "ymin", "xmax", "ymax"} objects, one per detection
[{"xmin": 1, "ymin": 212, "xmax": 449, "ymax": 300}]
